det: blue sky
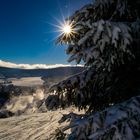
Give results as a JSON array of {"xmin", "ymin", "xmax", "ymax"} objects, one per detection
[{"xmin": 0, "ymin": 0, "xmax": 91, "ymax": 64}]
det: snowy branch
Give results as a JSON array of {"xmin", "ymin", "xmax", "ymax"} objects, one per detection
[{"xmin": 61, "ymin": 96, "xmax": 140, "ymax": 140}]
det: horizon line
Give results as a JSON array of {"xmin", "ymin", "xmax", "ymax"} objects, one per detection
[{"xmin": 0, "ymin": 60, "xmax": 83, "ymax": 69}]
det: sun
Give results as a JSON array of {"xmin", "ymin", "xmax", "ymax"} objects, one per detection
[
  {"xmin": 63, "ymin": 24, "xmax": 72, "ymax": 34},
  {"xmin": 48, "ymin": 17, "xmax": 77, "ymax": 43},
  {"xmin": 60, "ymin": 20, "xmax": 75, "ymax": 37}
]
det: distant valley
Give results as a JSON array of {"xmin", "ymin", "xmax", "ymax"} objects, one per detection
[{"xmin": 0, "ymin": 66, "xmax": 84, "ymax": 79}]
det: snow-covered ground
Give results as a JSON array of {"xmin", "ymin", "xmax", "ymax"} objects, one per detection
[
  {"xmin": 0, "ymin": 108, "xmax": 81, "ymax": 140},
  {"xmin": 0, "ymin": 111, "xmax": 65, "ymax": 140},
  {"xmin": 0, "ymin": 76, "xmax": 78, "ymax": 140}
]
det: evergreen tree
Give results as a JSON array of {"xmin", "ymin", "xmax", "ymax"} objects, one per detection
[{"xmin": 46, "ymin": 0, "xmax": 140, "ymax": 139}]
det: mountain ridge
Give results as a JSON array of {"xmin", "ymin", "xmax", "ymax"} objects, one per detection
[{"xmin": 0, "ymin": 66, "xmax": 84, "ymax": 78}]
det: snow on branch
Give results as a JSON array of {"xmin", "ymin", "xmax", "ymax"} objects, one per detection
[
  {"xmin": 60, "ymin": 95, "xmax": 140, "ymax": 140},
  {"xmin": 69, "ymin": 0, "xmax": 138, "ymax": 23},
  {"xmin": 47, "ymin": 67, "xmax": 96, "ymax": 110},
  {"xmin": 58, "ymin": 20, "xmax": 134, "ymax": 71}
]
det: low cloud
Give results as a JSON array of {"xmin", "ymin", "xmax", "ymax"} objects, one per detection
[{"xmin": 0, "ymin": 60, "xmax": 83, "ymax": 69}]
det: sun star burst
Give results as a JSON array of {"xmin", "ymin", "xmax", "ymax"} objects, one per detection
[
  {"xmin": 48, "ymin": 15, "xmax": 77, "ymax": 44},
  {"xmin": 60, "ymin": 20, "xmax": 76, "ymax": 38}
]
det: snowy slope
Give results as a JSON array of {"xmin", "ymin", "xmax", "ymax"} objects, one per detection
[{"xmin": 0, "ymin": 110, "xmax": 69, "ymax": 140}]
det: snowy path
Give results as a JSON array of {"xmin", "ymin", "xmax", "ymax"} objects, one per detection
[{"xmin": 0, "ymin": 111, "xmax": 67, "ymax": 140}]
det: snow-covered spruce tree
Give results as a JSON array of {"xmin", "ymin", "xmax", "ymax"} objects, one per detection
[{"xmin": 46, "ymin": 0, "xmax": 140, "ymax": 139}]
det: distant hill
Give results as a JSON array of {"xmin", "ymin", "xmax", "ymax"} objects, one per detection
[{"xmin": 0, "ymin": 66, "xmax": 84, "ymax": 78}]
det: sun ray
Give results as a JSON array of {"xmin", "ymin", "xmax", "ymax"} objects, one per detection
[{"xmin": 57, "ymin": 0, "xmax": 66, "ymax": 25}]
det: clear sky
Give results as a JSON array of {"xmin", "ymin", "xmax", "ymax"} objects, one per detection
[{"xmin": 0, "ymin": 0, "xmax": 92, "ymax": 64}]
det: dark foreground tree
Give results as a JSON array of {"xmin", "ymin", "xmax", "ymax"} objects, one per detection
[{"xmin": 46, "ymin": 0, "xmax": 140, "ymax": 139}]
